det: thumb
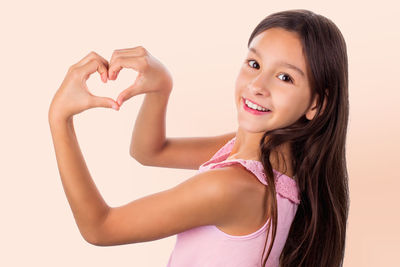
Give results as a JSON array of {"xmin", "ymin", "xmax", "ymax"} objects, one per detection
[
  {"xmin": 91, "ymin": 95, "xmax": 120, "ymax": 111},
  {"xmin": 116, "ymin": 84, "xmax": 143, "ymax": 106}
]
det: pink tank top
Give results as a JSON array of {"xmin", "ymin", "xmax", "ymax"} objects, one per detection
[{"xmin": 166, "ymin": 136, "xmax": 300, "ymax": 267}]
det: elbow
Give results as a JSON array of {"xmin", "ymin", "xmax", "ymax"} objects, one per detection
[
  {"xmin": 129, "ymin": 147, "xmax": 135, "ymax": 158},
  {"xmin": 82, "ymin": 232, "xmax": 105, "ymax": 246},
  {"xmin": 130, "ymin": 150, "xmax": 148, "ymax": 166},
  {"xmin": 86, "ymin": 239, "xmax": 111, "ymax": 247},
  {"xmin": 129, "ymin": 148, "xmax": 139, "ymax": 161},
  {"xmin": 85, "ymin": 238, "xmax": 112, "ymax": 247},
  {"xmin": 83, "ymin": 228, "xmax": 117, "ymax": 247},
  {"xmin": 80, "ymin": 214, "xmax": 111, "ymax": 247}
]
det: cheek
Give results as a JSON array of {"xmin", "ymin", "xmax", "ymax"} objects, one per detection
[
  {"xmin": 275, "ymin": 93, "xmax": 306, "ymax": 119},
  {"xmin": 236, "ymin": 66, "xmax": 252, "ymax": 84}
]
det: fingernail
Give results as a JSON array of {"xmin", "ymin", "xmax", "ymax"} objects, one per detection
[{"xmin": 112, "ymin": 104, "xmax": 119, "ymax": 110}]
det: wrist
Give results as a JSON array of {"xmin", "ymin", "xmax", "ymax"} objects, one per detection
[
  {"xmin": 48, "ymin": 101, "xmax": 72, "ymax": 120},
  {"xmin": 48, "ymin": 110, "xmax": 73, "ymax": 126}
]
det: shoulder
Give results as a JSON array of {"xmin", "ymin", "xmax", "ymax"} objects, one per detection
[
  {"xmin": 197, "ymin": 164, "xmax": 263, "ymax": 199},
  {"xmin": 194, "ymin": 165, "xmax": 266, "ymax": 223},
  {"xmin": 204, "ymin": 163, "xmax": 267, "ymax": 196}
]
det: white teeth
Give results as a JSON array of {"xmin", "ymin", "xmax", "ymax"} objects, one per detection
[{"xmin": 245, "ymin": 99, "xmax": 269, "ymax": 111}]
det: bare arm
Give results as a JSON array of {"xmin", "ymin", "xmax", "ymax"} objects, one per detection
[
  {"xmin": 48, "ymin": 116, "xmax": 110, "ymax": 244},
  {"xmin": 129, "ymin": 90, "xmax": 236, "ymax": 169},
  {"xmin": 48, "ymin": 113, "xmax": 250, "ymax": 246},
  {"xmin": 144, "ymin": 133, "xmax": 237, "ymax": 169},
  {"xmin": 129, "ymin": 89, "xmax": 171, "ymax": 162},
  {"xmin": 91, "ymin": 166, "xmax": 254, "ymax": 246}
]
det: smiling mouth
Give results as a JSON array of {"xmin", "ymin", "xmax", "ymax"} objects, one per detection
[
  {"xmin": 242, "ymin": 97, "xmax": 271, "ymax": 111},
  {"xmin": 242, "ymin": 97, "xmax": 272, "ymax": 115}
]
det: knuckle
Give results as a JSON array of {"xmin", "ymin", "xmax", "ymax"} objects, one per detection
[
  {"xmin": 67, "ymin": 64, "xmax": 75, "ymax": 72},
  {"xmin": 112, "ymin": 49, "xmax": 120, "ymax": 56},
  {"xmin": 139, "ymin": 56, "xmax": 149, "ymax": 70},
  {"xmin": 88, "ymin": 58, "xmax": 98, "ymax": 67},
  {"xmin": 113, "ymin": 56, "xmax": 123, "ymax": 66},
  {"xmin": 69, "ymin": 67, "xmax": 80, "ymax": 78},
  {"xmin": 93, "ymin": 58, "xmax": 103, "ymax": 66},
  {"xmin": 110, "ymin": 52, "xmax": 120, "ymax": 64},
  {"xmin": 136, "ymin": 45, "xmax": 147, "ymax": 55},
  {"xmin": 89, "ymin": 51, "xmax": 98, "ymax": 57}
]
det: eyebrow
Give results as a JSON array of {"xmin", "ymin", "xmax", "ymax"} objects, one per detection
[{"xmin": 249, "ymin": 47, "xmax": 305, "ymax": 77}]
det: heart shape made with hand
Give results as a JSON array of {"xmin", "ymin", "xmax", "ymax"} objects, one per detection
[{"xmin": 86, "ymin": 67, "xmax": 139, "ymax": 108}]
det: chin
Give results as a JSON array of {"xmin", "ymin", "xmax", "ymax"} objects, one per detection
[{"xmin": 237, "ymin": 121, "xmax": 270, "ymax": 133}]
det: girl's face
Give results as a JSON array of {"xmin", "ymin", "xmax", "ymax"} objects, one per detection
[{"xmin": 235, "ymin": 27, "xmax": 318, "ymax": 133}]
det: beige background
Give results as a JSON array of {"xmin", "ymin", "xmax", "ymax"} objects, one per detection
[{"xmin": 1, "ymin": 0, "xmax": 399, "ymax": 266}]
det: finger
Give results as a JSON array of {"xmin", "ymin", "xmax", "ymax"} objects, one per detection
[
  {"xmin": 98, "ymin": 56, "xmax": 110, "ymax": 82},
  {"xmin": 116, "ymin": 89, "xmax": 130, "ymax": 106},
  {"xmin": 109, "ymin": 46, "xmax": 147, "ymax": 65},
  {"xmin": 73, "ymin": 51, "xmax": 108, "ymax": 68},
  {"xmin": 108, "ymin": 56, "xmax": 147, "ymax": 81},
  {"xmin": 79, "ymin": 58, "xmax": 109, "ymax": 82},
  {"xmin": 116, "ymin": 81, "xmax": 144, "ymax": 106},
  {"xmin": 113, "ymin": 46, "xmax": 146, "ymax": 53},
  {"xmin": 108, "ymin": 47, "xmax": 147, "ymax": 80},
  {"xmin": 90, "ymin": 95, "xmax": 120, "ymax": 111},
  {"xmin": 90, "ymin": 54, "xmax": 110, "ymax": 83},
  {"xmin": 73, "ymin": 51, "xmax": 110, "ymax": 82}
]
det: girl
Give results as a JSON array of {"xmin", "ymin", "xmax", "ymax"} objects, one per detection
[{"xmin": 48, "ymin": 9, "xmax": 349, "ymax": 267}]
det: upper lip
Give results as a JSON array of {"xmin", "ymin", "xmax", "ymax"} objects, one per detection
[{"xmin": 243, "ymin": 97, "xmax": 271, "ymax": 110}]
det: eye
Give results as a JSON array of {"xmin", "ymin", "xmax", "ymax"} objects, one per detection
[
  {"xmin": 277, "ymin": 73, "xmax": 294, "ymax": 84},
  {"xmin": 246, "ymin": 59, "xmax": 294, "ymax": 84},
  {"xmin": 246, "ymin": 59, "xmax": 259, "ymax": 69}
]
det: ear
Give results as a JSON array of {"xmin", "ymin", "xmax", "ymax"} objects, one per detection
[{"xmin": 305, "ymin": 90, "xmax": 328, "ymax": 120}]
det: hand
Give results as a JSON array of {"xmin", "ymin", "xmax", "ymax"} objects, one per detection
[
  {"xmin": 49, "ymin": 51, "xmax": 120, "ymax": 122},
  {"xmin": 108, "ymin": 46, "xmax": 173, "ymax": 106},
  {"xmin": 48, "ymin": 46, "xmax": 173, "ymax": 122}
]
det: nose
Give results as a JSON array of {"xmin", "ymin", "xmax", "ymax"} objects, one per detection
[{"xmin": 248, "ymin": 74, "xmax": 270, "ymax": 96}]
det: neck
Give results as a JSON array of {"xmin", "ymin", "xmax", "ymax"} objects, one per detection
[{"xmin": 228, "ymin": 130, "xmax": 294, "ymax": 178}]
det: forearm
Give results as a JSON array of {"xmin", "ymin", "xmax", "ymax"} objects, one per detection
[
  {"xmin": 48, "ymin": 115, "xmax": 110, "ymax": 243},
  {"xmin": 129, "ymin": 89, "xmax": 171, "ymax": 163}
]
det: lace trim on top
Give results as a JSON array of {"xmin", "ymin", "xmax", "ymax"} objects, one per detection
[{"xmin": 198, "ymin": 137, "xmax": 300, "ymax": 204}]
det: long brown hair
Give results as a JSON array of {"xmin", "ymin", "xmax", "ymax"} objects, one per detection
[{"xmin": 248, "ymin": 10, "xmax": 350, "ymax": 267}]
